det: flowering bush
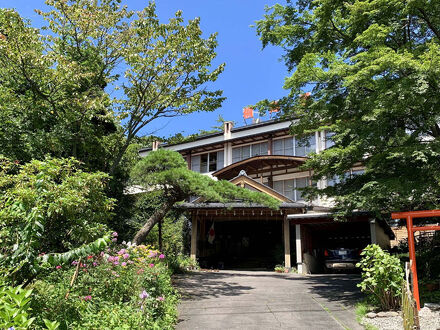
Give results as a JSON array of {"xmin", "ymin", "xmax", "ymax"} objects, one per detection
[
  {"xmin": 0, "ymin": 157, "xmax": 115, "ymax": 283},
  {"xmin": 31, "ymin": 241, "xmax": 178, "ymax": 329}
]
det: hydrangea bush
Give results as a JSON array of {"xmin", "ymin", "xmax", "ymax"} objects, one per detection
[
  {"xmin": 31, "ymin": 238, "xmax": 178, "ymax": 329},
  {"xmin": 356, "ymin": 244, "xmax": 404, "ymax": 310}
]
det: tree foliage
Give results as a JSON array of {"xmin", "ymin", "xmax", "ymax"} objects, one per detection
[
  {"xmin": 0, "ymin": 0, "xmax": 224, "ymax": 175},
  {"xmin": 0, "ymin": 5, "xmax": 120, "ymax": 171},
  {"xmin": 130, "ymin": 150, "xmax": 280, "ymax": 244},
  {"xmin": 0, "ymin": 157, "xmax": 114, "ymax": 282},
  {"xmin": 255, "ymin": 0, "xmax": 440, "ymax": 215}
]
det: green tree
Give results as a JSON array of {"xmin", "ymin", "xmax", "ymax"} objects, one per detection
[
  {"xmin": 255, "ymin": 0, "xmax": 440, "ymax": 215},
  {"xmin": 130, "ymin": 150, "xmax": 279, "ymax": 245},
  {"xmin": 0, "ymin": 0, "xmax": 224, "ymax": 175},
  {"xmin": 0, "ymin": 4, "xmax": 121, "ymax": 171},
  {"xmin": 109, "ymin": 3, "xmax": 225, "ymax": 174},
  {"xmin": 0, "ymin": 157, "xmax": 114, "ymax": 283}
]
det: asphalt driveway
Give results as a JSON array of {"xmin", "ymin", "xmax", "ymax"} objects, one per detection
[{"xmin": 174, "ymin": 270, "xmax": 364, "ymax": 330}]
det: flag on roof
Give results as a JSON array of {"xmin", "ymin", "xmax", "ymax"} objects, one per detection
[{"xmin": 243, "ymin": 107, "xmax": 254, "ymax": 119}]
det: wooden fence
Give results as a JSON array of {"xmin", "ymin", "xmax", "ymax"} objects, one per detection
[{"xmin": 402, "ymin": 262, "xmax": 420, "ymax": 330}]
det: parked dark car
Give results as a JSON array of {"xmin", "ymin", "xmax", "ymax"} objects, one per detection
[{"xmin": 324, "ymin": 247, "xmax": 362, "ymax": 271}]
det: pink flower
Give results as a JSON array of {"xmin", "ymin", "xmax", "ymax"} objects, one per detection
[
  {"xmin": 113, "ymin": 261, "xmax": 119, "ymax": 265},
  {"xmin": 128, "ymin": 260, "xmax": 134, "ymax": 264},
  {"xmin": 100, "ymin": 251, "xmax": 105, "ymax": 257},
  {"xmin": 149, "ymin": 263, "xmax": 154, "ymax": 268},
  {"xmin": 56, "ymin": 265, "xmax": 61, "ymax": 269},
  {"xmin": 112, "ymin": 232, "xmax": 118, "ymax": 237},
  {"xmin": 157, "ymin": 296, "xmax": 164, "ymax": 301},
  {"xmin": 117, "ymin": 249, "xmax": 126, "ymax": 255},
  {"xmin": 111, "ymin": 271, "xmax": 120, "ymax": 277},
  {"xmin": 71, "ymin": 261, "xmax": 78, "ymax": 266},
  {"xmin": 83, "ymin": 295, "xmax": 92, "ymax": 301},
  {"xmin": 139, "ymin": 290, "xmax": 149, "ymax": 299},
  {"xmin": 121, "ymin": 262, "xmax": 127, "ymax": 267},
  {"xmin": 92, "ymin": 262, "xmax": 98, "ymax": 267},
  {"xmin": 123, "ymin": 253, "xmax": 130, "ymax": 260},
  {"xmin": 108, "ymin": 256, "xmax": 115, "ymax": 262},
  {"xmin": 111, "ymin": 238, "xmax": 117, "ymax": 242},
  {"xmin": 148, "ymin": 252, "xmax": 157, "ymax": 258},
  {"xmin": 159, "ymin": 254, "xmax": 165, "ymax": 259}
]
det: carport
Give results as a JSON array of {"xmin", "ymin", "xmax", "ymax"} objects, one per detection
[{"xmin": 287, "ymin": 212, "xmax": 394, "ymax": 274}]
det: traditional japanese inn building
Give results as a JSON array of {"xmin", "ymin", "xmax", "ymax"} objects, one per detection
[{"xmin": 139, "ymin": 119, "xmax": 394, "ymax": 273}]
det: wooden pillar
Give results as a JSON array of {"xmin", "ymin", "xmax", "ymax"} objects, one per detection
[
  {"xmin": 407, "ymin": 216, "xmax": 420, "ymax": 310},
  {"xmin": 284, "ymin": 215, "xmax": 291, "ymax": 268},
  {"xmin": 295, "ymin": 224, "xmax": 303, "ymax": 273},
  {"xmin": 267, "ymin": 135, "xmax": 273, "ymax": 155},
  {"xmin": 190, "ymin": 217, "xmax": 198, "ymax": 261},
  {"xmin": 369, "ymin": 219, "xmax": 377, "ymax": 244},
  {"xmin": 186, "ymin": 153, "xmax": 191, "ymax": 170},
  {"xmin": 200, "ymin": 218, "xmax": 206, "ymax": 257}
]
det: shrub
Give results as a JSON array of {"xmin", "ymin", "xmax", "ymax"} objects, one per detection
[
  {"xmin": 0, "ymin": 283, "xmax": 35, "ymax": 329},
  {"xmin": 31, "ymin": 243, "xmax": 178, "ymax": 329},
  {"xmin": 0, "ymin": 157, "xmax": 115, "ymax": 283},
  {"xmin": 167, "ymin": 254, "xmax": 199, "ymax": 273},
  {"xmin": 356, "ymin": 244, "xmax": 404, "ymax": 310}
]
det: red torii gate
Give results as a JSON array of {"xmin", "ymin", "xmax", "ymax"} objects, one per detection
[{"xmin": 391, "ymin": 210, "xmax": 440, "ymax": 310}]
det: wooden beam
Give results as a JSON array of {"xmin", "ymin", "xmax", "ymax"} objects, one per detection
[
  {"xmin": 391, "ymin": 210, "xmax": 440, "ymax": 219},
  {"xmin": 412, "ymin": 225, "xmax": 440, "ymax": 232}
]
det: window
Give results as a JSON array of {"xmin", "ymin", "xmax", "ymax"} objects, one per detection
[
  {"xmin": 327, "ymin": 169, "xmax": 364, "ymax": 186},
  {"xmin": 295, "ymin": 134, "xmax": 316, "ymax": 156},
  {"xmin": 326, "ymin": 175, "xmax": 340, "ymax": 187},
  {"xmin": 273, "ymin": 134, "xmax": 316, "ymax": 156},
  {"xmin": 232, "ymin": 142, "xmax": 268, "ymax": 163},
  {"xmin": 325, "ymin": 131, "xmax": 335, "ymax": 148},
  {"xmin": 242, "ymin": 145, "xmax": 251, "ymax": 160},
  {"xmin": 232, "ymin": 148, "xmax": 241, "ymax": 163},
  {"xmin": 273, "ymin": 137, "xmax": 293, "ymax": 155},
  {"xmin": 273, "ymin": 139, "xmax": 284, "ymax": 155},
  {"xmin": 208, "ymin": 152, "xmax": 217, "ymax": 172},
  {"xmin": 191, "ymin": 151, "xmax": 224, "ymax": 173},
  {"xmin": 351, "ymin": 169, "xmax": 364, "ymax": 177},
  {"xmin": 216, "ymin": 151, "xmax": 224, "ymax": 170},
  {"xmin": 295, "ymin": 177, "xmax": 308, "ymax": 200},
  {"xmin": 191, "ymin": 155, "xmax": 200, "ymax": 172},
  {"xmin": 200, "ymin": 154, "xmax": 208, "ymax": 173},
  {"xmin": 272, "ymin": 177, "xmax": 310, "ymax": 201}
]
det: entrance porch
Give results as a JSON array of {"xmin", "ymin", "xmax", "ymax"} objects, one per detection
[{"xmin": 184, "ymin": 204, "xmax": 303, "ymax": 270}]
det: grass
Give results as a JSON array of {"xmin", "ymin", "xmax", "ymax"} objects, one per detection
[{"xmin": 355, "ymin": 301, "xmax": 379, "ymax": 330}]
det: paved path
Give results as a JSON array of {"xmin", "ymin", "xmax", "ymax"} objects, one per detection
[{"xmin": 174, "ymin": 270, "xmax": 364, "ymax": 330}]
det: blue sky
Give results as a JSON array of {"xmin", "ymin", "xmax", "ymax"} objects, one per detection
[{"xmin": 1, "ymin": 0, "xmax": 290, "ymax": 138}]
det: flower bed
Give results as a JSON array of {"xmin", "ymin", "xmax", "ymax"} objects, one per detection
[{"xmin": 30, "ymin": 238, "xmax": 178, "ymax": 329}]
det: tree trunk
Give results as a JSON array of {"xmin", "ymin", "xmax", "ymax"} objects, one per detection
[
  {"xmin": 109, "ymin": 139, "xmax": 131, "ymax": 176},
  {"xmin": 132, "ymin": 198, "xmax": 176, "ymax": 246}
]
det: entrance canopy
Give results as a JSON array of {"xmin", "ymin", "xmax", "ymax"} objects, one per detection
[{"xmin": 213, "ymin": 155, "xmax": 307, "ymax": 180}]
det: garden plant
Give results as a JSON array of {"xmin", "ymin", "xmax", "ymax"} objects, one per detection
[{"xmin": 356, "ymin": 244, "xmax": 404, "ymax": 311}]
